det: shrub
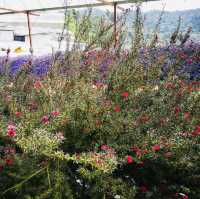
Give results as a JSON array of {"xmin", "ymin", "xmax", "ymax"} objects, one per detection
[{"xmin": 0, "ymin": 6, "xmax": 199, "ymax": 199}]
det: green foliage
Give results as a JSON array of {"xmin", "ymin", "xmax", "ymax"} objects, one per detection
[{"xmin": 0, "ymin": 6, "xmax": 200, "ymax": 199}]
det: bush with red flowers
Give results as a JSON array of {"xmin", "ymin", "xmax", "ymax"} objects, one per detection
[{"xmin": 0, "ymin": 7, "xmax": 200, "ymax": 199}]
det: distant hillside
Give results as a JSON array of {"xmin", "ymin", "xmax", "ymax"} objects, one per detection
[
  {"xmin": 130, "ymin": 8, "xmax": 200, "ymax": 39},
  {"xmin": 85, "ymin": 8, "xmax": 200, "ymax": 40},
  {"xmin": 142, "ymin": 9, "xmax": 200, "ymax": 32}
]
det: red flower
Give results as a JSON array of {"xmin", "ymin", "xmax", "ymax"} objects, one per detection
[
  {"xmin": 191, "ymin": 131, "xmax": 199, "ymax": 137},
  {"xmin": 164, "ymin": 152, "xmax": 173, "ymax": 158},
  {"xmin": 7, "ymin": 124, "xmax": 16, "ymax": 137},
  {"xmin": 34, "ymin": 81, "xmax": 42, "ymax": 90},
  {"xmin": 51, "ymin": 111, "xmax": 60, "ymax": 117},
  {"xmin": 122, "ymin": 92, "xmax": 129, "ymax": 98},
  {"xmin": 131, "ymin": 146, "xmax": 142, "ymax": 158},
  {"xmin": 175, "ymin": 106, "xmax": 181, "ymax": 115},
  {"xmin": 96, "ymin": 120, "xmax": 102, "ymax": 126},
  {"xmin": 166, "ymin": 82, "xmax": 175, "ymax": 89},
  {"xmin": 139, "ymin": 114, "xmax": 150, "ymax": 124},
  {"xmin": 191, "ymin": 81, "xmax": 200, "ymax": 86},
  {"xmin": 139, "ymin": 186, "xmax": 148, "ymax": 193},
  {"xmin": 187, "ymin": 85, "xmax": 193, "ymax": 93},
  {"xmin": 5, "ymin": 159, "xmax": 13, "ymax": 166},
  {"xmin": 41, "ymin": 115, "xmax": 49, "ymax": 124},
  {"xmin": 15, "ymin": 111, "xmax": 23, "ymax": 118},
  {"xmin": 152, "ymin": 144, "xmax": 161, "ymax": 151},
  {"xmin": 176, "ymin": 193, "xmax": 189, "ymax": 199},
  {"xmin": 195, "ymin": 125, "xmax": 200, "ymax": 133},
  {"xmin": 7, "ymin": 129, "xmax": 16, "ymax": 137},
  {"xmin": 101, "ymin": 144, "xmax": 110, "ymax": 151},
  {"xmin": 138, "ymin": 161, "xmax": 144, "ymax": 167},
  {"xmin": 179, "ymin": 53, "xmax": 187, "ymax": 59},
  {"xmin": 131, "ymin": 146, "xmax": 140, "ymax": 152},
  {"xmin": 184, "ymin": 112, "xmax": 190, "ymax": 120},
  {"xmin": 114, "ymin": 105, "xmax": 121, "ymax": 113},
  {"xmin": 191, "ymin": 125, "xmax": 200, "ymax": 137},
  {"xmin": 127, "ymin": 155, "xmax": 134, "ymax": 164},
  {"xmin": 29, "ymin": 101, "xmax": 38, "ymax": 111}
]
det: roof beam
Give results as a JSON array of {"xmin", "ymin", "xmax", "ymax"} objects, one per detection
[
  {"xmin": 0, "ymin": 0, "xmax": 159, "ymax": 15},
  {"xmin": 0, "ymin": 7, "xmax": 40, "ymax": 16}
]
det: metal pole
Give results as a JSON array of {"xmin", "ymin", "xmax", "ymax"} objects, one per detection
[
  {"xmin": 26, "ymin": 11, "xmax": 33, "ymax": 54},
  {"xmin": 114, "ymin": 2, "xmax": 117, "ymax": 47}
]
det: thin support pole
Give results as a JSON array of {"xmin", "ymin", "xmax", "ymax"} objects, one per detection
[
  {"xmin": 26, "ymin": 11, "xmax": 33, "ymax": 54},
  {"xmin": 113, "ymin": 2, "xmax": 117, "ymax": 47}
]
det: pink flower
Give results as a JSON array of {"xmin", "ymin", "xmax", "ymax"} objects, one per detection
[
  {"xmin": 41, "ymin": 115, "xmax": 49, "ymax": 124},
  {"xmin": 127, "ymin": 155, "xmax": 134, "ymax": 164},
  {"xmin": 55, "ymin": 132, "xmax": 65, "ymax": 141},
  {"xmin": 84, "ymin": 60, "xmax": 91, "ymax": 65},
  {"xmin": 152, "ymin": 144, "xmax": 161, "ymax": 151},
  {"xmin": 7, "ymin": 124, "xmax": 16, "ymax": 130},
  {"xmin": 51, "ymin": 111, "xmax": 60, "ymax": 117},
  {"xmin": 3, "ymin": 147, "xmax": 15, "ymax": 154},
  {"xmin": 187, "ymin": 59, "xmax": 193, "ymax": 65},
  {"xmin": 101, "ymin": 144, "xmax": 110, "ymax": 151},
  {"xmin": 184, "ymin": 112, "xmax": 190, "ymax": 120},
  {"xmin": 122, "ymin": 92, "xmax": 129, "ymax": 98},
  {"xmin": 9, "ymin": 148, "xmax": 16, "ymax": 154}
]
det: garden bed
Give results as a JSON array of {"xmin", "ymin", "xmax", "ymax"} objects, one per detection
[{"xmin": 0, "ymin": 6, "xmax": 200, "ymax": 199}]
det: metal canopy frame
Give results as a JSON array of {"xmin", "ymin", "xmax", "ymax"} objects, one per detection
[
  {"xmin": 0, "ymin": 0, "xmax": 158, "ymax": 52},
  {"xmin": 0, "ymin": 1, "xmax": 158, "ymax": 15}
]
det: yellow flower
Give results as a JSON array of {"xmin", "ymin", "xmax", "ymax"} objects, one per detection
[{"xmin": 14, "ymin": 47, "xmax": 23, "ymax": 53}]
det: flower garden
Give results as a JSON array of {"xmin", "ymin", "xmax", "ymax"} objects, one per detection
[{"xmin": 0, "ymin": 6, "xmax": 200, "ymax": 199}]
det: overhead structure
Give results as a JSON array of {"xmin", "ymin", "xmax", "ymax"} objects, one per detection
[
  {"xmin": 0, "ymin": 6, "xmax": 40, "ymax": 53},
  {"xmin": 0, "ymin": 0, "xmax": 159, "ymax": 52},
  {"xmin": 0, "ymin": 1, "xmax": 159, "ymax": 15}
]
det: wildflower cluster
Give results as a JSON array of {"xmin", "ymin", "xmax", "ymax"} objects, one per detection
[{"xmin": 0, "ymin": 7, "xmax": 199, "ymax": 199}]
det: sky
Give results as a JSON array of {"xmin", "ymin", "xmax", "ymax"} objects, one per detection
[
  {"xmin": 138, "ymin": 0, "xmax": 200, "ymax": 11},
  {"xmin": 71, "ymin": 0, "xmax": 200, "ymax": 11},
  {"xmin": 0, "ymin": 0, "xmax": 200, "ymax": 23},
  {"xmin": 0, "ymin": 0, "xmax": 200, "ymax": 12}
]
